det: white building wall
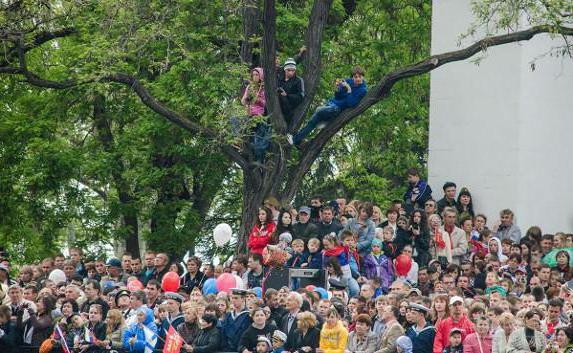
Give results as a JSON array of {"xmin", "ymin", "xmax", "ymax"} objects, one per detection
[{"xmin": 428, "ymin": 0, "xmax": 573, "ymax": 233}]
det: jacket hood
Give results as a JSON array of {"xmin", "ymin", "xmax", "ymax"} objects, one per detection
[
  {"xmin": 138, "ymin": 307, "xmax": 154, "ymax": 325},
  {"xmin": 252, "ymin": 67, "xmax": 264, "ymax": 82},
  {"xmin": 396, "ymin": 336, "xmax": 413, "ymax": 353}
]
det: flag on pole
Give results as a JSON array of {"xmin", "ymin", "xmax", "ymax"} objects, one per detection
[
  {"xmin": 142, "ymin": 325, "xmax": 158, "ymax": 353},
  {"xmin": 54, "ymin": 324, "xmax": 71, "ymax": 353},
  {"xmin": 163, "ymin": 325, "xmax": 184, "ymax": 353}
]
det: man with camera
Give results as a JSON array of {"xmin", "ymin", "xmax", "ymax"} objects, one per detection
[{"xmin": 287, "ymin": 66, "xmax": 367, "ymax": 146}]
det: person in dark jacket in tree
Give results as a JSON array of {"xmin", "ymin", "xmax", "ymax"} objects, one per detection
[
  {"xmin": 278, "ymin": 58, "xmax": 305, "ymax": 125},
  {"xmin": 188, "ymin": 314, "xmax": 220, "ymax": 353}
]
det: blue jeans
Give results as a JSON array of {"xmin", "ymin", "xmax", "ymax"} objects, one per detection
[
  {"xmin": 230, "ymin": 116, "xmax": 271, "ymax": 163},
  {"xmin": 293, "ymin": 103, "xmax": 341, "ymax": 145},
  {"xmin": 253, "ymin": 123, "xmax": 271, "ymax": 163}
]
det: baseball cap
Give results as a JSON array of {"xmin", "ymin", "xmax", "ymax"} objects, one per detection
[
  {"xmin": 299, "ymin": 206, "xmax": 311, "ymax": 214},
  {"xmin": 449, "ymin": 296, "xmax": 464, "ymax": 305},
  {"xmin": 106, "ymin": 258, "xmax": 122, "ymax": 268}
]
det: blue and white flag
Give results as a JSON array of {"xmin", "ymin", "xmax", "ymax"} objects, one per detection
[
  {"xmin": 142, "ymin": 325, "xmax": 158, "ymax": 353},
  {"xmin": 84, "ymin": 326, "xmax": 93, "ymax": 344}
]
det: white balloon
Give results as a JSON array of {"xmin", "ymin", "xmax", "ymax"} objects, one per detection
[
  {"xmin": 233, "ymin": 274, "xmax": 246, "ymax": 290},
  {"xmin": 48, "ymin": 269, "xmax": 66, "ymax": 284},
  {"xmin": 213, "ymin": 223, "xmax": 232, "ymax": 247}
]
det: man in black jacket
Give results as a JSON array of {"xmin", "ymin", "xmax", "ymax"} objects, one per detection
[
  {"xmin": 279, "ymin": 292, "xmax": 303, "ymax": 351},
  {"xmin": 292, "ymin": 206, "xmax": 319, "ymax": 243},
  {"xmin": 316, "ymin": 206, "xmax": 342, "ymax": 241},
  {"xmin": 278, "ymin": 58, "xmax": 304, "ymax": 125}
]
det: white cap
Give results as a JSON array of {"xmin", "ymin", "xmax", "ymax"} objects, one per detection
[{"xmin": 449, "ymin": 296, "xmax": 464, "ymax": 305}]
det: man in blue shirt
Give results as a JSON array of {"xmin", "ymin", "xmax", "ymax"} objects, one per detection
[{"xmin": 288, "ymin": 66, "xmax": 367, "ymax": 146}]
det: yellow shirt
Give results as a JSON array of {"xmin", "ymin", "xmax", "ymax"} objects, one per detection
[{"xmin": 319, "ymin": 321, "xmax": 348, "ymax": 353}]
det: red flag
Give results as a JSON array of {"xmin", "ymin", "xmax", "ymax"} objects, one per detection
[{"xmin": 163, "ymin": 325, "xmax": 183, "ymax": 353}]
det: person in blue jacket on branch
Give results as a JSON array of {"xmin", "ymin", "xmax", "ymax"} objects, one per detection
[{"xmin": 288, "ymin": 66, "xmax": 367, "ymax": 146}]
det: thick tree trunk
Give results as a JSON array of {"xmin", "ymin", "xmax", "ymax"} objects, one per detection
[
  {"xmin": 240, "ymin": 0, "xmax": 261, "ymax": 66},
  {"xmin": 93, "ymin": 94, "xmax": 140, "ymax": 256}
]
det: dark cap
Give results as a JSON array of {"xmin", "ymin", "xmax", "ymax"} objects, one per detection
[
  {"xmin": 106, "ymin": 258, "xmax": 122, "ymax": 268},
  {"xmin": 231, "ymin": 288, "xmax": 248, "ymax": 296},
  {"xmin": 115, "ymin": 289, "xmax": 131, "ymax": 305},
  {"xmin": 450, "ymin": 328, "xmax": 463, "ymax": 335}
]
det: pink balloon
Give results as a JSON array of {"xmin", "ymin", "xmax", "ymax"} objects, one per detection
[
  {"xmin": 161, "ymin": 272, "xmax": 180, "ymax": 293},
  {"xmin": 127, "ymin": 279, "xmax": 144, "ymax": 291},
  {"xmin": 216, "ymin": 273, "xmax": 237, "ymax": 293}
]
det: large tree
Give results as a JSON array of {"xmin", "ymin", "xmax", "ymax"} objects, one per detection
[{"xmin": 1, "ymin": 0, "xmax": 571, "ymax": 253}]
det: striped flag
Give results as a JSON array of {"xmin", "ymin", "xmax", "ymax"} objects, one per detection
[
  {"xmin": 142, "ymin": 325, "xmax": 158, "ymax": 353},
  {"xmin": 54, "ymin": 324, "xmax": 71, "ymax": 353}
]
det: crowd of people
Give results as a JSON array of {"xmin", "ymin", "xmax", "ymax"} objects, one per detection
[{"xmin": 1, "ymin": 170, "xmax": 573, "ymax": 353}]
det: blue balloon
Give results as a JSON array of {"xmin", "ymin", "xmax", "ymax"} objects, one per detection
[
  {"xmin": 252, "ymin": 287, "xmax": 262, "ymax": 298},
  {"xmin": 202, "ymin": 278, "xmax": 218, "ymax": 295},
  {"xmin": 313, "ymin": 287, "xmax": 328, "ymax": 299}
]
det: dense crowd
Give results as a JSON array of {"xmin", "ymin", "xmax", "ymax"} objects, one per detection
[{"xmin": 1, "ymin": 167, "xmax": 573, "ymax": 353}]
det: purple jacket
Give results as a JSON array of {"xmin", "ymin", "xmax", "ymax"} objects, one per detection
[{"xmin": 363, "ymin": 253, "xmax": 394, "ymax": 292}]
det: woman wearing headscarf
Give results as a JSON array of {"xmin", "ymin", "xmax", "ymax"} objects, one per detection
[
  {"xmin": 488, "ymin": 238, "xmax": 508, "ymax": 263},
  {"xmin": 123, "ymin": 307, "xmax": 158, "ymax": 353}
]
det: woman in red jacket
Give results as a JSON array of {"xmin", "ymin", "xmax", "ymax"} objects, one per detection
[{"xmin": 248, "ymin": 207, "xmax": 276, "ymax": 255}]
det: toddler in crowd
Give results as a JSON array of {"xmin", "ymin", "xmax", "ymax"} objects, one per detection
[
  {"xmin": 272, "ymin": 330, "xmax": 287, "ymax": 353},
  {"xmin": 362, "ymin": 238, "xmax": 393, "ymax": 293},
  {"xmin": 377, "ymin": 226, "xmax": 396, "ymax": 258},
  {"xmin": 286, "ymin": 239, "xmax": 308, "ymax": 268},
  {"xmin": 302, "ymin": 237, "xmax": 322, "ymax": 269},
  {"xmin": 256, "ymin": 336, "xmax": 272, "ymax": 353},
  {"xmin": 396, "ymin": 336, "xmax": 413, "ymax": 353},
  {"xmin": 442, "ymin": 328, "xmax": 463, "ymax": 353}
]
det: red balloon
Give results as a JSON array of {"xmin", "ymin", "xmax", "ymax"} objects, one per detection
[
  {"xmin": 127, "ymin": 279, "xmax": 144, "ymax": 291},
  {"xmin": 161, "ymin": 272, "xmax": 180, "ymax": 293},
  {"xmin": 216, "ymin": 273, "xmax": 237, "ymax": 293},
  {"xmin": 395, "ymin": 255, "xmax": 412, "ymax": 276}
]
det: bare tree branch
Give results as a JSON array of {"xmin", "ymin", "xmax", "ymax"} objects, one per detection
[{"xmin": 287, "ymin": 24, "xmax": 573, "ymax": 197}]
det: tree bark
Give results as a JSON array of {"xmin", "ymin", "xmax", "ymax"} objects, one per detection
[
  {"xmin": 92, "ymin": 94, "xmax": 140, "ymax": 256},
  {"xmin": 240, "ymin": 0, "xmax": 261, "ymax": 66}
]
